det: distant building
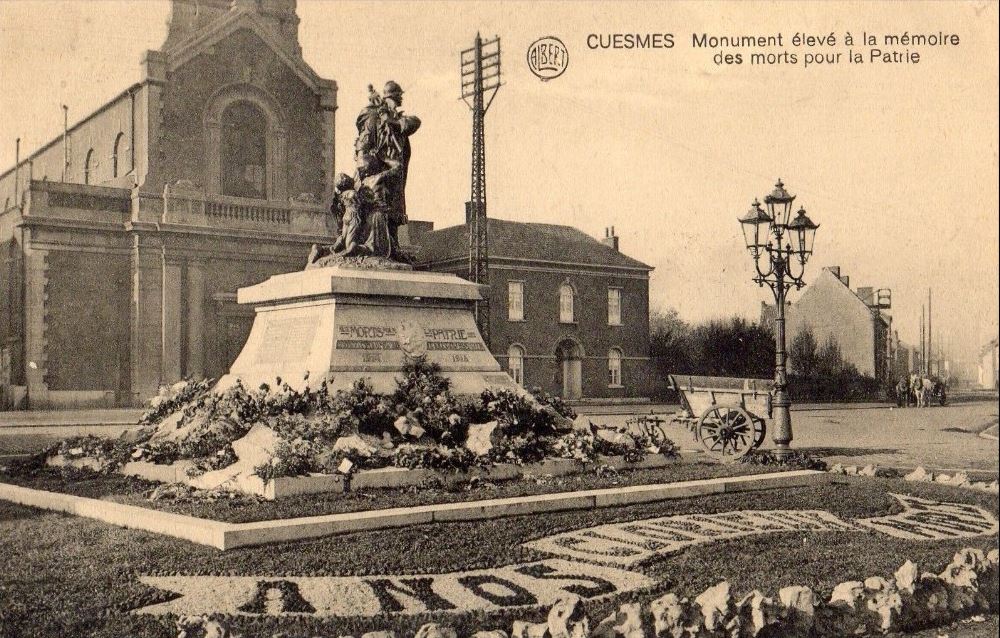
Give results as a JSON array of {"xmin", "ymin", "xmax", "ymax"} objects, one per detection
[
  {"xmin": 979, "ymin": 338, "xmax": 999, "ymax": 390},
  {"xmin": 763, "ymin": 266, "xmax": 891, "ymax": 381},
  {"xmin": 413, "ymin": 220, "xmax": 653, "ymax": 400},
  {"xmin": 893, "ymin": 336, "xmax": 918, "ymax": 379}
]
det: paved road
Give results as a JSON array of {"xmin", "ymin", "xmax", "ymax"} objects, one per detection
[{"xmin": 598, "ymin": 400, "xmax": 999, "ymax": 473}]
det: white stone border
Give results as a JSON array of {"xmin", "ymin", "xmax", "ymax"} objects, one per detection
[
  {"xmin": 115, "ymin": 454, "xmax": 680, "ymax": 500},
  {"xmin": 829, "ymin": 463, "xmax": 1000, "ymax": 495},
  {"xmin": 0, "ymin": 470, "xmax": 830, "ymax": 551}
]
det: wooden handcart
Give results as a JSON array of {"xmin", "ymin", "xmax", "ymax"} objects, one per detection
[{"xmin": 668, "ymin": 374, "xmax": 773, "ymax": 459}]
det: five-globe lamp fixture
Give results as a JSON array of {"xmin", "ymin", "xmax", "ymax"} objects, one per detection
[{"xmin": 739, "ymin": 179, "xmax": 819, "ymax": 458}]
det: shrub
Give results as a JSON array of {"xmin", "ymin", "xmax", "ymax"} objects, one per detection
[
  {"xmin": 488, "ymin": 433, "xmax": 553, "ymax": 465},
  {"xmin": 391, "ymin": 357, "xmax": 467, "ymax": 445},
  {"xmin": 739, "ymin": 449, "xmax": 828, "ymax": 470},
  {"xmin": 317, "ymin": 379, "xmax": 393, "ymax": 439},
  {"xmin": 265, "ymin": 411, "xmax": 344, "ymax": 446},
  {"xmin": 549, "ymin": 431, "xmax": 598, "ymax": 462},
  {"xmin": 479, "ymin": 388, "xmax": 557, "ymax": 437},
  {"xmin": 56, "ymin": 435, "xmax": 132, "ymax": 472},
  {"xmin": 139, "ymin": 378, "xmax": 214, "ymax": 426},
  {"xmin": 392, "ymin": 443, "xmax": 480, "ymax": 472},
  {"xmin": 529, "ymin": 386, "xmax": 576, "ymax": 419},
  {"xmin": 253, "ymin": 438, "xmax": 318, "ymax": 481}
]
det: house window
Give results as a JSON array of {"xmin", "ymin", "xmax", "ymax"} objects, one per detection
[
  {"xmin": 112, "ymin": 133, "xmax": 125, "ymax": 178},
  {"xmin": 559, "ymin": 283, "xmax": 575, "ymax": 323},
  {"xmin": 508, "ymin": 281, "xmax": 524, "ymax": 321},
  {"xmin": 608, "ymin": 287, "xmax": 622, "ymax": 325},
  {"xmin": 84, "ymin": 149, "xmax": 94, "ymax": 184},
  {"xmin": 608, "ymin": 348, "xmax": 623, "ymax": 386},
  {"xmin": 508, "ymin": 344, "xmax": 525, "ymax": 386},
  {"xmin": 221, "ymin": 100, "xmax": 267, "ymax": 199}
]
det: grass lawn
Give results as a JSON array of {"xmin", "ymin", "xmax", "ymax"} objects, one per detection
[
  {"xmin": 0, "ymin": 460, "xmax": 798, "ymax": 523},
  {"xmin": 0, "ymin": 477, "xmax": 996, "ymax": 638}
]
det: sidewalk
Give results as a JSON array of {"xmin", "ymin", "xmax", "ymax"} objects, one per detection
[
  {"xmin": 0, "ymin": 408, "xmax": 143, "ymax": 428},
  {"xmin": 576, "ymin": 401, "xmax": 895, "ymax": 416},
  {"xmin": 0, "ymin": 409, "xmax": 143, "ymax": 455}
]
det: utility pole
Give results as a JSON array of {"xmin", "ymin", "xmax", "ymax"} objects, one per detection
[
  {"xmin": 920, "ymin": 305, "xmax": 925, "ymax": 374},
  {"xmin": 460, "ymin": 33, "xmax": 501, "ymax": 348},
  {"xmin": 62, "ymin": 105, "xmax": 69, "ymax": 182},
  {"xmin": 13, "ymin": 138, "xmax": 20, "ymax": 206},
  {"xmin": 927, "ymin": 288, "xmax": 932, "ymax": 376}
]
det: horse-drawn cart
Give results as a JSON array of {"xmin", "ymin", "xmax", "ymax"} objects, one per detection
[{"xmin": 668, "ymin": 374, "xmax": 773, "ymax": 459}]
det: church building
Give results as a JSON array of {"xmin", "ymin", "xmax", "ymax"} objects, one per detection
[{"xmin": 0, "ymin": 0, "xmax": 651, "ymax": 409}]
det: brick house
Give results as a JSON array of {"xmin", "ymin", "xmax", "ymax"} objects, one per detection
[
  {"xmin": 413, "ymin": 220, "xmax": 653, "ymax": 400},
  {"xmin": 763, "ymin": 266, "xmax": 891, "ymax": 381}
]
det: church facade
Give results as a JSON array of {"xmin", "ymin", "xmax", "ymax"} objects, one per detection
[
  {"xmin": 0, "ymin": 0, "xmax": 337, "ymax": 408},
  {"xmin": 0, "ymin": 0, "xmax": 651, "ymax": 409}
]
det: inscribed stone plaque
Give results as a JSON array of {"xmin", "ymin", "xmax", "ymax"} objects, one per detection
[{"xmin": 254, "ymin": 316, "xmax": 320, "ymax": 365}]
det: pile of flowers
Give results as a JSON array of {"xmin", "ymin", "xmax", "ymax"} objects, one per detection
[{"xmin": 48, "ymin": 357, "xmax": 677, "ymax": 482}]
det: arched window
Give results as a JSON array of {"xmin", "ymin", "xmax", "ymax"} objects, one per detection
[
  {"xmin": 112, "ymin": 133, "xmax": 125, "ymax": 178},
  {"xmin": 508, "ymin": 344, "xmax": 525, "ymax": 386},
  {"xmin": 221, "ymin": 101, "xmax": 267, "ymax": 199},
  {"xmin": 608, "ymin": 348, "xmax": 623, "ymax": 386},
  {"xmin": 84, "ymin": 149, "xmax": 94, "ymax": 185},
  {"xmin": 559, "ymin": 283, "xmax": 575, "ymax": 323}
]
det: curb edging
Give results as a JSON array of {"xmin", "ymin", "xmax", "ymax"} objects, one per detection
[{"xmin": 0, "ymin": 469, "xmax": 829, "ymax": 551}]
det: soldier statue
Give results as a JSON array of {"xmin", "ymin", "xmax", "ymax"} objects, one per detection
[{"xmin": 308, "ymin": 81, "xmax": 420, "ymax": 268}]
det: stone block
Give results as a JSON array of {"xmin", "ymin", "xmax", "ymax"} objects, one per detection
[
  {"xmin": 0, "ymin": 481, "xmax": 227, "ymax": 548},
  {"xmin": 721, "ymin": 470, "xmax": 829, "ymax": 492},
  {"xmin": 228, "ymin": 267, "xmax": 522, "ymax": 397},
  {"xmin": 523, "ymin": 458, "xmax": 580, "ymax": 478},
  {"xmin": 473, "ymin": 463, "xmax": 522, "ymax": 482},
  {"xmin": 221, "ymin": 507, "xmax": 436, "ymax": 549},
  {"xmin": 350, "ymin": 467, "xmax": 438, "ymax": 491},
  {"xmin": 267, "ymin": 473, "xmax": 347, "ymax": 499},
  {"xmin": 591, "ymin": 480, "xmax": 723, "ymax": 507},
  {"xmin": 431, "ymin": 493, "xmax": 596, "ymax": 523}
]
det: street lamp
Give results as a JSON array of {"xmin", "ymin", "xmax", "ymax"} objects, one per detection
[{"xmin": 739, "ymin": 179, "xmax": 819, "ymax": 458}]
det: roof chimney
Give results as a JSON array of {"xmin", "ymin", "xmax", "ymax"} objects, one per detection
[
  {"xmin": 825, "ymin": 266, "xmax": 841, "ymax": 278},
  {"xmin": 602, "ymin": 226, "xmax": 619, "ymax": 251},
  {"xmin": 857, "ymin": 286, "xmax": 874, "ymax": 305}
]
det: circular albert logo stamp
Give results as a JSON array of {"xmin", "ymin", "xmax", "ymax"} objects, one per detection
[{"xmin": 526, "ymin": 36, "xmax": 569, "ymax": 81}]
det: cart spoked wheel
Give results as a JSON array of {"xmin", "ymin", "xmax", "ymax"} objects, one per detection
[
  {"xmin": 752, "ymin": 417, "xmax": 766, "ymax": 449},
  {"xmin": 697, "ymin": 406, "xmax": 757, "ymax": 459}
]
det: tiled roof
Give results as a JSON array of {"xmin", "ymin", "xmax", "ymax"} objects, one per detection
[{"xmin": 414, "ymin": 218, "xmax": 653, "ymax": 270}]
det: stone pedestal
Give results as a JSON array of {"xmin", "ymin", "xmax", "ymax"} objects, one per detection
[{"xmin": 221, "ymin": 266, "xmax": 519, "ymax": 395}]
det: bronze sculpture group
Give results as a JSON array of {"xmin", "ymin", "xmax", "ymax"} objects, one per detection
[{"xmin": 308, "ymin": 81, "xmax": 421, "ymax": 268}]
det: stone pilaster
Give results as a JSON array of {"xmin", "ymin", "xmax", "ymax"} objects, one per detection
[
  {"xmin": 22, "ymin": 243, "xmax": 48, "ymax": 407},
  {"xmin": 186, "ymin": 260, "xmax": 206, "ymax": 379},
  {"xmin": 161, "ymin": 260, "xmax": 183, "ymax": 384},
  {"xmin": 319, "ymin": 79, "xmax": 338, "ymax": 200},
  {"xmin": 131, "ymin": 239, "xmax": 164, "ymax": 404}
]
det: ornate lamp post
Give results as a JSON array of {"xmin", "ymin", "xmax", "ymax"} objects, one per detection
[{"xmin": 739, "ymin": 180, "xmax": 819, "ymax": 458}]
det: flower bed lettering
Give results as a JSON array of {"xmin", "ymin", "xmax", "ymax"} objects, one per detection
[{"xmin": 133, "ymin": 494, "xmax": 997, "ymax": 619}]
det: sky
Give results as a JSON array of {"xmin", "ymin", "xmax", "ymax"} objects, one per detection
[{"xmin": 0, "ymin": 0, "xmax": 997, "ymax": 367}]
